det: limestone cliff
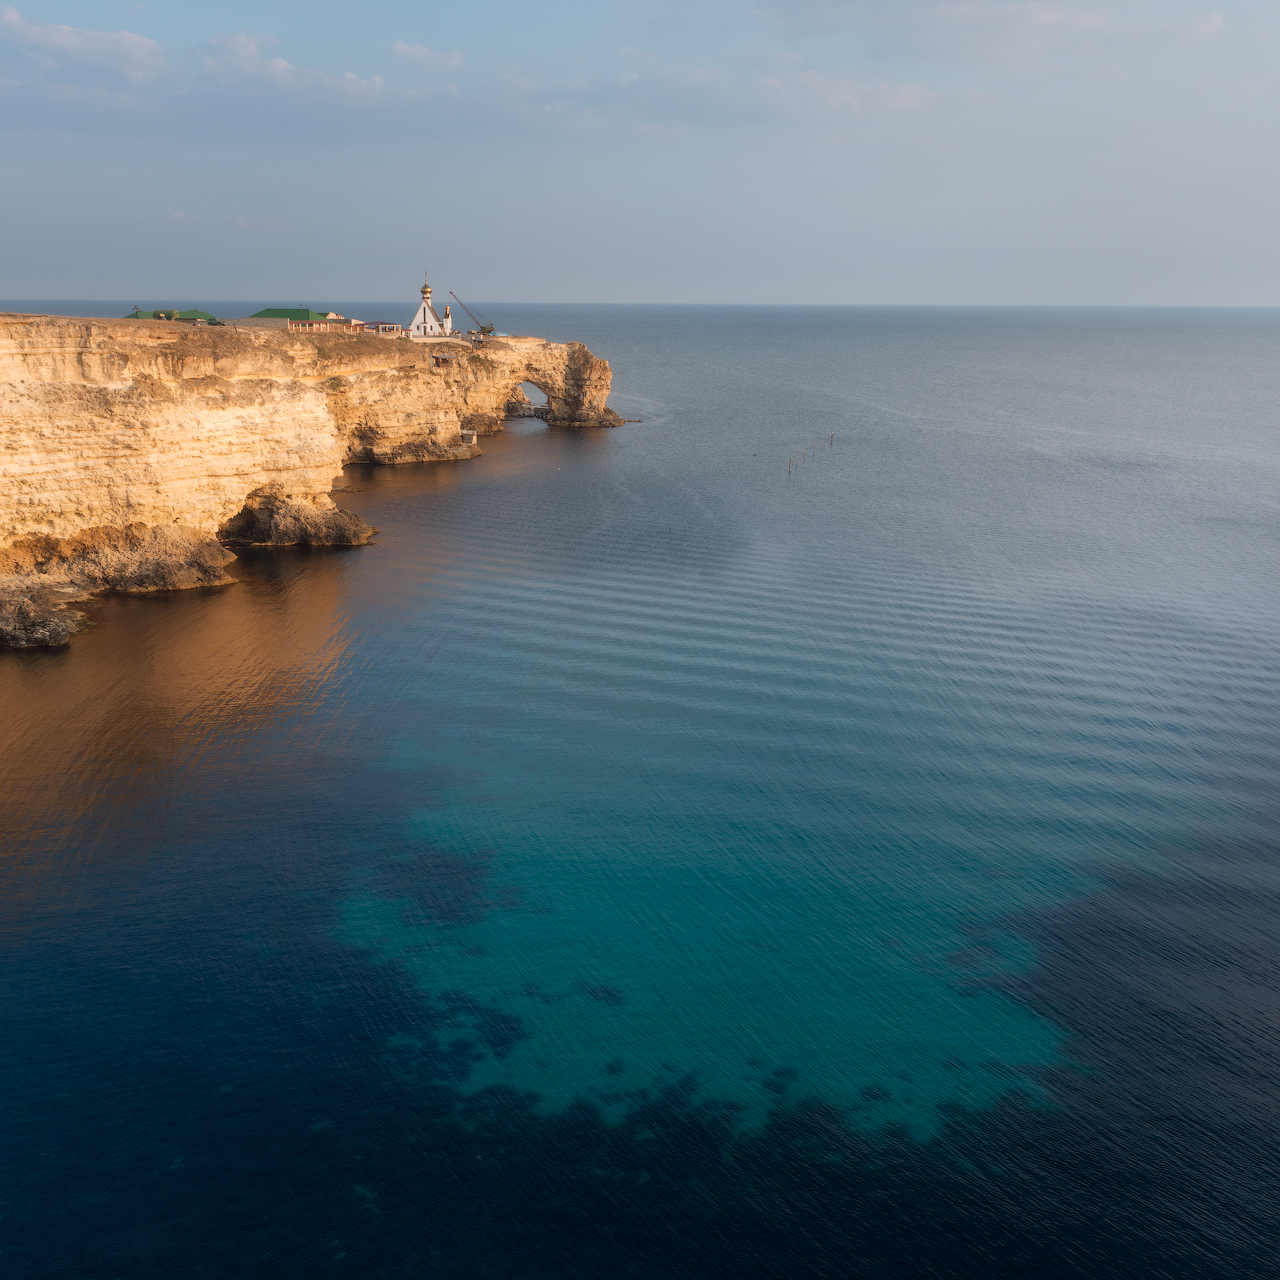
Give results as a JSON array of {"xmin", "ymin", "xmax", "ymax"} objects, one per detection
[{"xmin": 0, "ymin": 313, "xmax": 623, "ymax": 647}]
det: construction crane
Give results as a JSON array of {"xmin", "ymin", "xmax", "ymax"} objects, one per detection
[{"xmin": 449, "ymin": 292, "xmax": 495, "ymax": 337}]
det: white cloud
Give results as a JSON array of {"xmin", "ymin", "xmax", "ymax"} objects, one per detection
[
  {"xmin": 732, "ymin": 47, "xmax": 933, "ymax": 112},
  {"xmin": 0, "ymin": 13, "xmax": 923, "ymax": 132},
  {"xmin": 392, "ymin": 41, "xmax": 465, "ymax": 71},
  {"xmin": 0, "ymin": 5, "xmax": 166, "ymax": 82},
  {"xmin": 201, "ymin": 34, "xmax": 387, "ymax": 101}
]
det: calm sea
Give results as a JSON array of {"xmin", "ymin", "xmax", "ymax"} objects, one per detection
[{"xmin": 3, "ymin": 304, "xmax": 1279, "ymax": 1277}]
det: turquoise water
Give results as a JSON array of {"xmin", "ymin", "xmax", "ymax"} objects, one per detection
[
  {"xmin": 336, "ymin": 518, "xmax": 1083, "ymax": 1134},
  {"xmin": 326, "ymin": 306, "xmax": 1280, "ymax": 1134},
  {"xmin": 4, "ymin": 305, "xmax": 1280, "ymax": 1276}
]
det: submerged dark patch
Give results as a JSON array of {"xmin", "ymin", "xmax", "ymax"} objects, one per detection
[
  {"xmin": 6, "ymin": 828, "xmax": 1279, "ymax": 1279},
  {"xmin": 573, "ymin": 981, "xmax": 626, "ymax": 1006},
  {"xmin": 435, "ymin": 989, "xmax": 531, "ymax": 1059},
  {"xmin": 378, "ymin": 844, "xmax": 522, "ymax": 928}
]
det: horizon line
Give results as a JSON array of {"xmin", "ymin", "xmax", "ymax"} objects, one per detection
[{"xmin": 4, "ymin": 300, "xmax": 1280, "ymax": 311}]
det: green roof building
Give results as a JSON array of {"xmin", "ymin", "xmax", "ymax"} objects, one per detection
[
  {"xmin": 249, "ymin": 308, "xmax": 333, "ymax": 323},
  {"xmin": 123, "ymin": 308, "xmax": 220, "ymax": 321}
]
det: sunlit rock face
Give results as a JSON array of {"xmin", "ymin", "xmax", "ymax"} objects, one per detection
[
  {"xmin": 0, "ymin": 314, "xmax": 621, "ymax": 645},
  {"xmin": 456, "ymin": 336, "xmax": 623, "ymax": 432}
]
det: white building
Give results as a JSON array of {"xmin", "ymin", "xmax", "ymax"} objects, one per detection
[{"xmin": 409, "ymin": 271, "xmax": 453, "ymax": 339}]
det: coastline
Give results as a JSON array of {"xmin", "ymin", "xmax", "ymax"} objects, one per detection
[{"xmin": 0, "ymin": 313, "xmax": 622, "ymax": 648}]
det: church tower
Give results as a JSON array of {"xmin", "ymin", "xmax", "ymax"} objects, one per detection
[{"xmin": 409, "ymin": 271, "xmax": 451, "ymax": 338}]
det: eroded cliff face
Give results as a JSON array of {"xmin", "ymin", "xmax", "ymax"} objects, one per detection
[{"xmin": 0, "ymin": 313, "xmax": 623, "ymax": 646}]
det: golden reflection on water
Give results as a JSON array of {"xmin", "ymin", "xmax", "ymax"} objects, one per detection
[
  {"xmin": 0, "ymin": 547, "xmax": 359, "ymax": 875},
  {"xmin": 0, "ymin": 420, "xmax": 604, "ymax": 902}
]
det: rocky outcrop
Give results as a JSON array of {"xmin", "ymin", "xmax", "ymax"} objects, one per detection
[
  {"xmin": 217, "ymin": 486, "xmax": 376, "ymax": 547},
  {"xmin": 0, "ymin": 523, "xmax": 237, "ymax": 647},
  {"xmin": 0, "ymin": 313, "xmax": 623, "ymax": 647}
]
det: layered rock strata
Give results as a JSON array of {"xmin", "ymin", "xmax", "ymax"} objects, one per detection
[{"xmin": 0, "ymin": 314, "xmax": 623, "ymax": 646}]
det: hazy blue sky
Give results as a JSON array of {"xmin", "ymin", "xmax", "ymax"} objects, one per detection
[{"xmin": 1, "ymin": 1, "xmax": 1275, "ymax": 303}]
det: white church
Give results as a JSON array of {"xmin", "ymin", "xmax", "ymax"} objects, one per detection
[{"xmin": 408, "ymin": 271, "xmax": 453, "ymax": 339}]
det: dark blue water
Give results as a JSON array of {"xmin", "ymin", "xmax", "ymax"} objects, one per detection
[{"xmin": 3, "ymin": 306, "xmax": 1280, "ymax": 1277}]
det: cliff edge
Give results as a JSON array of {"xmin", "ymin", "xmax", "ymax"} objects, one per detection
[{"xmin": 0, "ymin": 314, "xmax": 623, "ymax": 647}]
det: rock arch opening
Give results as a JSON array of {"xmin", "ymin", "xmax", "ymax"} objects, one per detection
[{"xmin": 506, "ymin": 380, "xmax": 552, "ymax": 420}]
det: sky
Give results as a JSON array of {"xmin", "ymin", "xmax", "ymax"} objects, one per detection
[{"xmin": 1, "ymin": 1, "xmax": 1276, "ymax": 304}]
